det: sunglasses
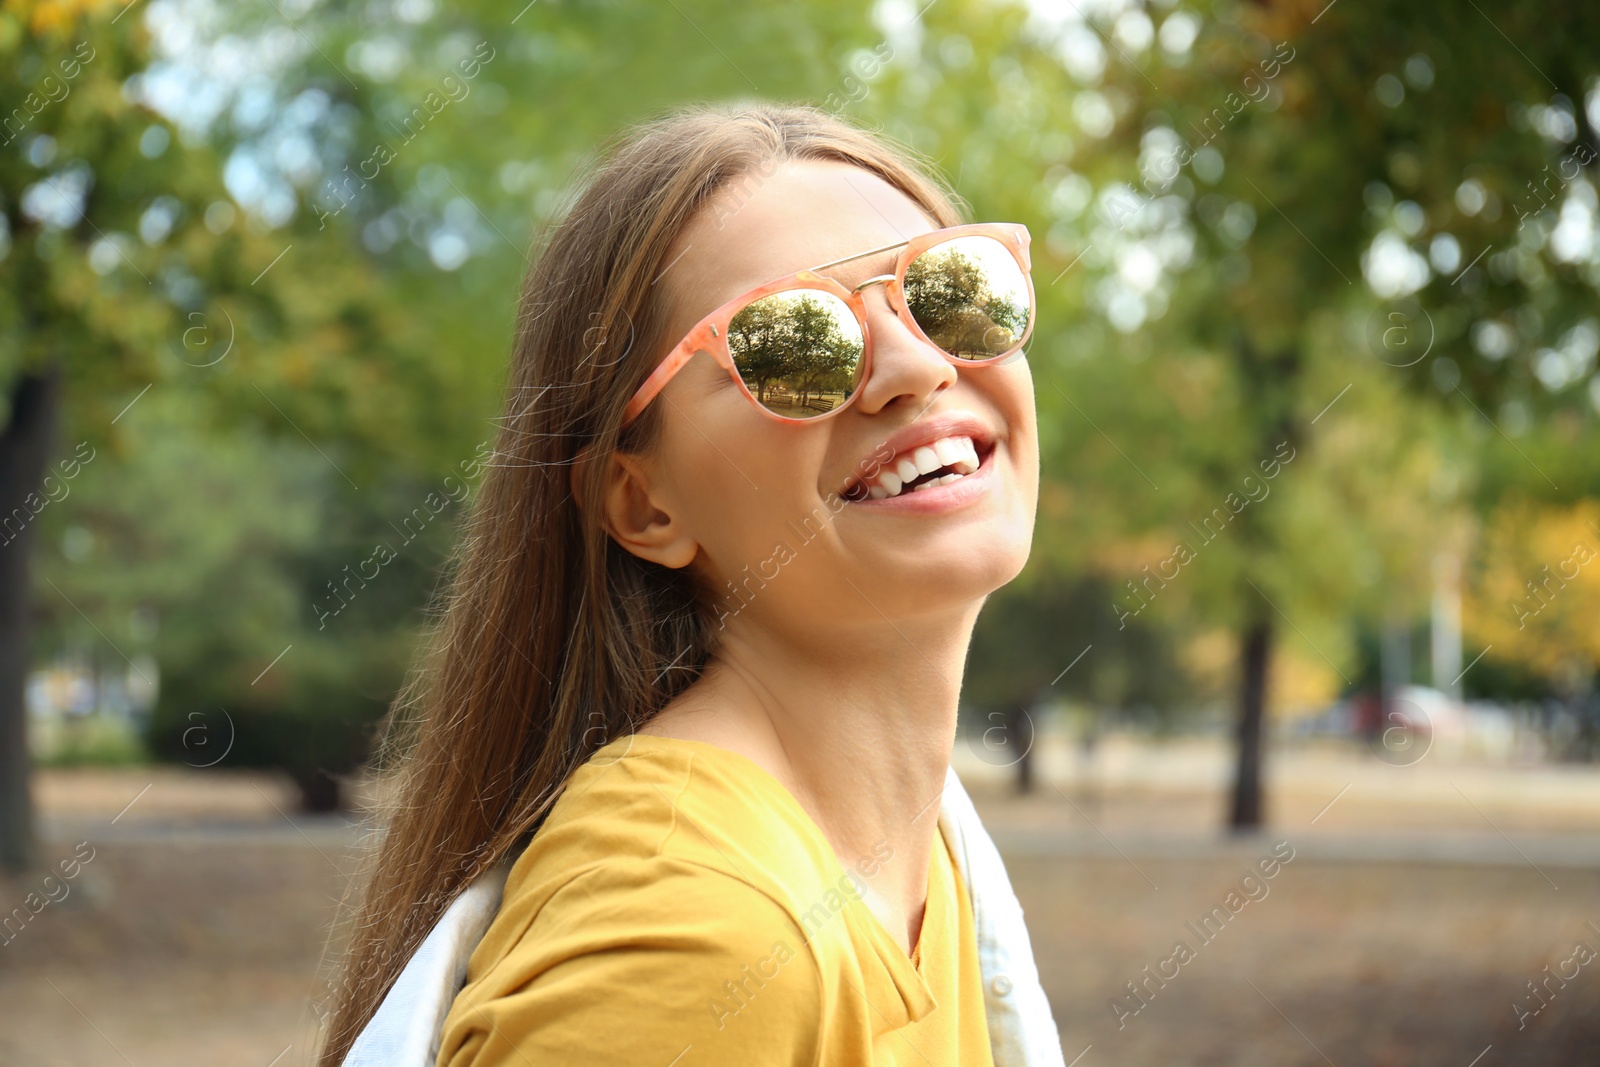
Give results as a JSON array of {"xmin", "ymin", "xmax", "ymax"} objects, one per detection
[{"xmin": 620, "ymin": 222, "xmax": 1036, "ymax": 427}]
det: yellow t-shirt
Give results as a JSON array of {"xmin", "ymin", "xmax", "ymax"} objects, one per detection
[{"xmin": 437, "ymin": 732, "xmax": 994, "ymax": 1066}]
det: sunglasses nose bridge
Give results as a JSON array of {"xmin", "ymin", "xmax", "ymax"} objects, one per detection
[{"xmin": 850, "ymin": 273, "xmax": 898, "ymax": 294}]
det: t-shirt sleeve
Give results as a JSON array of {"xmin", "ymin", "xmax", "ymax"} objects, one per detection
[{"xmin": 436, "ymin": 856, "xmax": 823, "ymax": 1067}]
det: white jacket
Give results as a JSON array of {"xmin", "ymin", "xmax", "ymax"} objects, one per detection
[{"xmin": 344, "ymin": 764, "xmax": 1066, "ymax": 1066}]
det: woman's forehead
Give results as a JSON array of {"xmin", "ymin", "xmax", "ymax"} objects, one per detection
[{"xmin": 663, "ymin": 159, "xmax": 938, "ymax": 315}]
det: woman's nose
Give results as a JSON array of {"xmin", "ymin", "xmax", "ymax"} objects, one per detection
[{"xmin": 850, "ymin": 279, "xmax": 957, "ymax": 415}]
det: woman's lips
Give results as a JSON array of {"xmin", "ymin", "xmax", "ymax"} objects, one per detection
[{"xmin": 839, "ymin": 410, "xmax": 998, "ymax": 500}]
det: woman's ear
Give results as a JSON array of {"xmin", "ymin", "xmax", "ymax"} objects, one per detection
[{"xmin": 590, "ymin": 449, "xmax": 700, "ymax": 569}]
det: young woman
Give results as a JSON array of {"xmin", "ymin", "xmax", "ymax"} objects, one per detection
[{"xmin": 319, "ymin": 102, "xmax": 1063, "ymax": 1066}]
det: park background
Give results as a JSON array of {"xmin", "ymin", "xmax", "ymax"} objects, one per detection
[{"xmin": 2, "ymin": 0, "xmax": 1599, "ymax": 1063}]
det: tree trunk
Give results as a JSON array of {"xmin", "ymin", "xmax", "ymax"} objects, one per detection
[
  {"xmin": 0, "ymin": 364, "xmax": 63, "ymax": 873},
  {"xmin": 1229, "ymin": 617, "xmax": 1272, "ymax": 830},
  {"xmin": 1224, "ymin": 335, "xmax": 1300, "ymax": 833},
  {"xmin": 293, "ymin": 768, "xmax": 346, "ymax": 814},
  {"xmin": 1005, "ymin": 703, "xmax": 1036, "ymax": 795}
]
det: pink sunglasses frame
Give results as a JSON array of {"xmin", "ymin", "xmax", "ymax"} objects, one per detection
[{"xmin": 620, "ymin": 221, "xmax": 1035, "ymax": 428}]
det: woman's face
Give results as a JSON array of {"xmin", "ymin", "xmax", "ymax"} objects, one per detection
[{"xmin": 608, "ymin": 159, "xmax": 1038, "ymax": 635}]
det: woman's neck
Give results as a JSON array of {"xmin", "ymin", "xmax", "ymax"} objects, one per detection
[{"xmin": 639, "ymin": 601, "xmax": 981, "ymax": 955}]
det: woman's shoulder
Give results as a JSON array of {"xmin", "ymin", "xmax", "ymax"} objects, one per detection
[
  {"xmin": 472, "ymin": 846, "xmax": 815, "ymax": 981},
  {"xmin": 456, "ymin": 733, "xmax": 848, "ymax": 981},
  {"xmin": 440, "ymin": 849, "xmax": 827, "ymax": 1064},
  {"xmin": 438, "ymin": 735, "xmax": 836, "ymax": 1065}
]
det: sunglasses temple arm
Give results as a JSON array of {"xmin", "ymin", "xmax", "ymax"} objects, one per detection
[{"xmin": 621, "ymin": 339, "xmax": 702, "ymax": 427}]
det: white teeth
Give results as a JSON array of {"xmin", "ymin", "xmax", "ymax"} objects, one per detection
[
  {"xmin": 853, "ymin": 434, "xmax": 986, "ymax": 500},
  {"xmin": 953, "ymin": 438, "xmax": 980, "ymax": 474}
]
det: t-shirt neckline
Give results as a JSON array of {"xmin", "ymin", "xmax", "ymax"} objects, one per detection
[{"xmin": 594, "ymin": 732, "xmax": 949, "ymax": 983}]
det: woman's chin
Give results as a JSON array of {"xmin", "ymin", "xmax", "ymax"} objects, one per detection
[
  {"xmin": 854, "ymin": 540, "xmax": 1032, "ymax": 610},
  {"xmin": 859, "ymin": 511, "xmax": 1033, "ymax": 581}
]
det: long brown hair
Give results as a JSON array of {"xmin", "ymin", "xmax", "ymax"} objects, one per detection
[{"xmin": 317, "ymin": 100, "xmax": 963, "ymax": 1065}]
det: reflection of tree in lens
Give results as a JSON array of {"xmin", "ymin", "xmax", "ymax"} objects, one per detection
[
  {"xmin": 729, "ymin": 292, "xmax": 863, "ymax": 417},
  {"xmin": 729, "ymin": 299, "xmax": 789, "ymax": 405},
  {"xmin": 905, "ymin": 238, "xmax": 1028, "ymax": 359}
]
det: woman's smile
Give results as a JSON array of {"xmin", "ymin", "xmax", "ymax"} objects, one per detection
[{"xmin": 838, "ymin": 409, "xmax": 1002, "ymax": 513}]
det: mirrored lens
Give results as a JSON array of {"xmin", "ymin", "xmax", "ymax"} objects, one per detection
[
  {"xmin": 728, "ymin": 289, "xmax": 865, "ymax": 419},
  {"xmin": 903, "ymin": 235, "xmax": 1031, "ymax": 359}
]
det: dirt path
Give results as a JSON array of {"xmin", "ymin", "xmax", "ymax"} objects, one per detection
[{"xmin": 3, "ymin": 753, "xmax": 1596, "ymax": 1066}]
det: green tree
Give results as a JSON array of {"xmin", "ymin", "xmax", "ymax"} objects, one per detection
[
  {"xmin": 785, "ymin": 293, "xmax": 862, "ymax": 409},
  {"xmin": 730, "ymin": 298, "xmax": 794, "ymax": 405},
  {"xmin": 1089, "ymin": 0, "xmax": 1600, "ymax": 822},
  {"xmin": 0, "ymin": 0, "xmax": 445, "ymax": 866}
]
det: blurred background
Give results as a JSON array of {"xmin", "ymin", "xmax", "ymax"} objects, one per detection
[{"xmin": 2, "ymin": 0, "xmax": 1598, "ymax": 1063}]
